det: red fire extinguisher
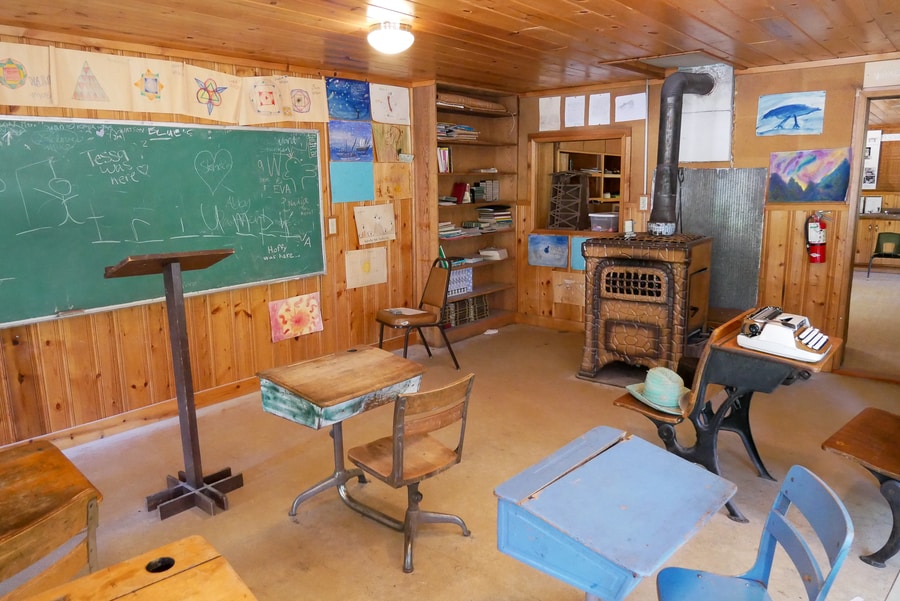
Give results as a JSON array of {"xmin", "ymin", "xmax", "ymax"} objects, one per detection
[{"xmin": 806, "ymin": 212, "xmax": 827, "ymax": 264}]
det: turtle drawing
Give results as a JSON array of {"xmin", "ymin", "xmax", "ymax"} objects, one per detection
[{"xmin": 761, "ymin": 103, "xmax": 821, "ymax": 129}]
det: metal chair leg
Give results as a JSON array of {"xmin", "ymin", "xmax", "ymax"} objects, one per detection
[
  {"xmin": 378, "ymin": 323, "xmax": 385, "ymax": 348},
  {"xmin": 437, "ymin": 326, "xmax": 460, "ymax": 370}
]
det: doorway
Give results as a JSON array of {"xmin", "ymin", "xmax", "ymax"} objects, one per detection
[{"xmin": 842, "ymin": 93, "xmax": 900, "ymax": 381}]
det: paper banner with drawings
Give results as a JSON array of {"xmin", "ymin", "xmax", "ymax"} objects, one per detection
[
  {"xmin": 129, "ymin": 57, "xmax": 184, "ymax": 115},
  {"xmin": 268, "ymin": 292, "xmax": 324, "ymax": 342},
  {"xmin": 354, "ymin": 204, "xmax": 396, "ymax": 244},
  {"xmin": 52, "ymin": 47, "xmax": 133, "ymax": 110},
  {"xmin": 372, "ymin": 123, "xmax": 411, "ymax": 162},
  {"xmin": 370, "ymin": 83, "xmax": 410, "ymax": 125},
  {"xmin": 182, "ymin": 63, "xmax": 242, "ymax": 122},
  {"xmin": 278, "ymin": 76, "xmax": 328, "ymax": 122},
  {"xmin": 0, "ymin": 42, "xmax": 53, "ymax": 106},
  {"xmin": 239, "ymin": 76, "xmax": 285, "ymax": 125},
  {"xmin": 374, "ymin": 162, "xmax": 411, "ymax": 200},
  {"xmin": 346, "ymin": 247, "xmax": 387, "ymax": 289}
]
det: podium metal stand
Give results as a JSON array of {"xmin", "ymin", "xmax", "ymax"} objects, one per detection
[{"xmin": 105, "ymin": 249, "xmax": 244, "ymax": 519}]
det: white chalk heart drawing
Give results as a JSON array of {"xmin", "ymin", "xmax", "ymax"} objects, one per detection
[{"xmin": 194, "ymin": 149, "xmax": 233, "ymax": 194}]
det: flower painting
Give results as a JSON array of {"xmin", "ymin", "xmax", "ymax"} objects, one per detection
[
  {"xmin": 269, "ymin": 292, "xmax": 324, "ymax": 342},
  {"xmin": 767, "ymin": 147, "xmax": 851, "ymax": 202}
]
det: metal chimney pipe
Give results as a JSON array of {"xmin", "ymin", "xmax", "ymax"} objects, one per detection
[{"xmin": 648, "ymin": 71, "xmax": 715, "ymax": 236}]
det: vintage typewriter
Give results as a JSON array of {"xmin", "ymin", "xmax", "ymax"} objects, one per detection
[{"xmin": 736, "ymin": 306, "xmax": 831, "ymax": 363}]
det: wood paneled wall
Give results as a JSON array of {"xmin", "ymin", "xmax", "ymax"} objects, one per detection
[
  {"xmin": 514, "ymin": 63, "xmax": 867, "ymax": 366},
  {"xmin": 0, "ymin": 35, "xmax": 420, "ymax": 446}
]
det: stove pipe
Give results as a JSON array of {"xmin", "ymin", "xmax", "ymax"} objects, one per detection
[{"xmin": 648, "ymin": 71, "xmax": 715, "ymax": 236}]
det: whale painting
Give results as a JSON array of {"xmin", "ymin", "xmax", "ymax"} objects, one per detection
[{"xmin": 756, "ymin": 91, "xmax": 825, "ymax": 136}]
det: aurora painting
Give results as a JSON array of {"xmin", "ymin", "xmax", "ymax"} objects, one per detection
[{"xmin": 767, "ymin": 147, "xmax": 851, "ymax": 202}]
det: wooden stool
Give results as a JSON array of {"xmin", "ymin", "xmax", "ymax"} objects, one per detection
[
  {"xmin": 0, "ymin": 441, "xmax": 102, "ymax": 600},
  {"xmin": 822, "ymin": 407, "xmax": 900, "ymax": 568}
]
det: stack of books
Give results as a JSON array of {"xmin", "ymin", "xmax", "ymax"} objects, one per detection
[
  {"xmin": 437, "ymin": 146, "xmax": 452, "ymax": 173},
  {"xmin": 477, "ymin": 205, "xmax": 513, "ymax": 230},
  {"xmin": 470, "ymin": 179, "xmax": 499, "ymax": 203},
  {"xmin": 438, "ymin": 221, "xmax": 463, "ymax": 239},
  {"xmin": 437, "ymin": 122, "xmax": 479, "ymax": 141}
]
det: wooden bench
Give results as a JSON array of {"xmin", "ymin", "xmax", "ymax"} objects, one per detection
[
  {"xmin": 0, "ymin": 441, "xmax": 102, "ymax": 601},
  {"xmin": 822, "ymin": 407, "xmax": 900, "ymax": 568},
  {"xmin": 20, "ymin": 535, "xmax": 257, "ymax": 601}
]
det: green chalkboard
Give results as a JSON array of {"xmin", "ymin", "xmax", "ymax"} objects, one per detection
[{"xmin": 0, "ymin": 118, "xmax": 324, "ymax": 326}]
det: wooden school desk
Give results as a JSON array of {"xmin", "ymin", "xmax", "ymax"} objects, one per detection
[
  {"xmin": 21, "ymin": 535, "xmax": 256, "ymax": 601},
  {"xmin": 258, "ymin": 347, "xmax": 424, "ymax": 527},
  {"xmin": 495, "ymin": 426, "xmax": 736, "ymax": 601}
]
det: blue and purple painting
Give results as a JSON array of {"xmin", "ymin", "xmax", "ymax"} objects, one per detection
[
  {"xmin": 756, "ymin": 91, "xmax": 825, "ymax": 136},
  {"xmin": 326, "ymin": 77, "xmax": 371, "ymax": 121},
  {"xmin": 528, "ymin": 234, "xmax": 569, "ymax": 268},
  {"xmin": 328, "ymin": 120, "xmax": 374, "ymax": 162},
  {"xmin": 767, "ymin": 147, "xmax": 851, "ymax": 202}
]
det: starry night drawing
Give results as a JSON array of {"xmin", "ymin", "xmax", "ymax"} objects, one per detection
[{"xmin": 756, "ymin": 91, "xmax": 825, "ymax": 136}]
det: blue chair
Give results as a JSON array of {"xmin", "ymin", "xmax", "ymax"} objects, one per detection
[{"xmin": 657, "ymin": 465, "xmax": 853, "ymax": 601}]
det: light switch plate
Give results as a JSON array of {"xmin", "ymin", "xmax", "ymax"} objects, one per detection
[{"xmin": 639, "ymin": 195, "xmax": 649, "ymax": 211}]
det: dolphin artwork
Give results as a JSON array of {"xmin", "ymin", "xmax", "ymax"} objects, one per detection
[{"xmin": 761, "ymin": 103, "xmax": 821, "ymax": 129}]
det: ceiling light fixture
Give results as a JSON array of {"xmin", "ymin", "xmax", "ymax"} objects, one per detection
[{"xmin": 367, "ymin": 22, "xmax": 414, "ymax": 54}]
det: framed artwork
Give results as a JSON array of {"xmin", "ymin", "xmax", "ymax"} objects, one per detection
[
  {"xmin": 766, "ymin": 147, "xmax": 851, "ymax": 202},
  {"xmin": 527, "ymin": 234, "xmax": 569, "ymax": 267},
  {"xmin": 756, "ymin": 91, "xmax": 825, "ymax": 136}
]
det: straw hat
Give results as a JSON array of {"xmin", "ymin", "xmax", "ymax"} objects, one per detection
[{"xmin": 625, "ymin": 367, "xmax": 689, "ymax": 415}]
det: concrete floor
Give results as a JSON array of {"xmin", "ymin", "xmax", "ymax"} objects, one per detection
[{"xmin": 64, "ymin": 324, "xmax": 900, "ymax": 601}]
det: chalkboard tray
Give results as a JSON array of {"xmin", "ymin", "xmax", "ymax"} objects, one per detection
[{"xmin": 0, "ymin": 118, "xmax": 325, "ymax": 326}]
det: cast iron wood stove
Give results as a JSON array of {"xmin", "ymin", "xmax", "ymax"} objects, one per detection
[{"xmin": 578, "ymin": 233, "xmax": 712, "ymax": 380}]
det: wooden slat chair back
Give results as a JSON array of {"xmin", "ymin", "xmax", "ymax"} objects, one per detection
[
  {"xmin": 614, "ymin": 311, "xmax": 743, "ymax": 426},
  {"xmin": 347, "ymin": 373, "xmax": 475, "ymax": 572},
  {"xmin": 613, "ymin": 310, "xmax": 774, "ymax": 521},
  {"xmin": 0, "ymin": 441, "xmax": 102, "ymax": 601}
]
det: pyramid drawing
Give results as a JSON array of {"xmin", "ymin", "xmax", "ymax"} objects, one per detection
[{"xmin": 72, "ymin": 61, "xmax": 109, "ymax": 101}]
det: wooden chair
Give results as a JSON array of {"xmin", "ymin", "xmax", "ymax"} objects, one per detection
[
  {"xmin": 822, "ymin": 406, "xmax": 900, "ymax": 567},
  {"xmin": 376, "ymin": 257, "xmax": 460, "ymax": 370},
  {"xmin": 867, "ymin": 231, "xmax": 900, "ymax": 278},
  {"xmin": 0, "ymin": 441, "xmax": 102, "ymax": 601},
  {"xmin": 656, "ymin": 465, "xmax": 853, "ymax": 601},
  {"xmin": 347, "ymin": 373, "xmax": 475, "ymax": 573},
  {"xmin": 614, "ymin": 309, "xmax": 801, "ymax": 522}
]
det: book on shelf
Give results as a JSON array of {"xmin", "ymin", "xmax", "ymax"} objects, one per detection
[
  {"xmin": 437, "ymin": 122, "xmax": 479, "ymax": 141},
  {"xmin": 437, "ymin": 146, "xmax": 452, "ymax": 174},
  {"xmin": 451, "ymin": 182, "xmax": 471, "ymax": 204}
]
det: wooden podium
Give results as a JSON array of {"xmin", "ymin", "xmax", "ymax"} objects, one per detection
[{"xmin": 105, "ymin": 250, "xmax": 244, "ymax": 520}]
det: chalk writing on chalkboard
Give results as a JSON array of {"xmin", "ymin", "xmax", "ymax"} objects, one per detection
[{"xmin": 0, "ymin": 117, "xmax": 325, "ymax": 326}]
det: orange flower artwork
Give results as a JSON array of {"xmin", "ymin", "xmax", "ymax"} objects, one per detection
[{"xmin": 268, "ymin": 292, "xmax": 323, "ymax": 342}]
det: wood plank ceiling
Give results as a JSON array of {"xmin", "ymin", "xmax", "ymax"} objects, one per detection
[{"xmin": 1, "ymin": 0, "xmax": 899, "ymax": 122}]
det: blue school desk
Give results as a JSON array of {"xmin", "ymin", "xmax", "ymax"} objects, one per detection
[{"xmin": 495, "ymin": 426, "xmax": 737, "ymax": 601}]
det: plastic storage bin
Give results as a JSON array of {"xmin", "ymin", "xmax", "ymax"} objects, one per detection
[{"xmin": 589, "ymin": 213, "xmax": 619, "ymax": 232}]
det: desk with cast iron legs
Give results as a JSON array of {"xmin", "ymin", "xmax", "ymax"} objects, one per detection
[{"xmin": 257, "ymin": 347, "xmax": 424, "ymax": 529}]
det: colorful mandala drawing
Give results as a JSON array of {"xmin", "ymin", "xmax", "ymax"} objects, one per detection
[
  {"xmin": 134, "ymin": 69, "xmax": 164, "ymax": 101},
  {"xmin": 252, "ymin": 82, "xmax": 279, "ymax": 114},
  {"xmin": 195, "ymin": 77, "xmax": 227, "ymax": 115},
  {"xmin": 291, "ymin": 89, "xmax": 311, "ymax": 113},
  {"xmin": 0, "ymin": 58, "xmax": 27, "ymax": 90},
  {"xmin": 73, "ymin": 61, "xmax": 109, "ymax": 101}
]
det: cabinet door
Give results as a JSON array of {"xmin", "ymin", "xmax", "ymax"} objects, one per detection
[{"xmin": 855, "ymin": 221, "xmax": 878, "ymax": 265}]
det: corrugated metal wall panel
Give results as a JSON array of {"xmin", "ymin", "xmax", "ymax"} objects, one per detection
[{"xmin": 678, "ymin": 168, "xmax": 768, "ymax": 311}]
